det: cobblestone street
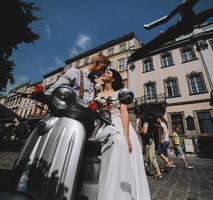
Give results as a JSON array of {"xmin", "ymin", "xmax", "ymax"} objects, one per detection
[
  {"xmin": 0, "ymin": 152, "xmax": 213, "ymax": 200},
  {"xmin": 147, "ymin": 155, "xmax": 213, "ymax": 200}
]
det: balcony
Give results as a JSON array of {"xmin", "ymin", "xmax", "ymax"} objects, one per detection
[
  {"xmin": 135, "ymin": 93, "xmax": 167, "ymax": 116},
  {"xmin": 135, "ymin": 93, "xmax": 167, "ymax": 106}
]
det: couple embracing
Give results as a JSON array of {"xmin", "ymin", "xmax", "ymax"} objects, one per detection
[{"xmin": 49, "ymin": 54, "xmax": 151, "ymax": 200}]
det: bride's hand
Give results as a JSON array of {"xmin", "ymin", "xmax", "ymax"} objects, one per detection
[{"xmin": 125, "ymin": 136, "xmax": 132, "ymax": 153}]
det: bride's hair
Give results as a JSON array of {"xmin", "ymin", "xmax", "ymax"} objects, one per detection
[{"xmin": 109, "ymin": 69, "xmax": 124, "ymax": 91}]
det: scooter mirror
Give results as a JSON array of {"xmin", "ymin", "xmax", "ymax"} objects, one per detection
[{"xmin": 118, "ymin": 88, "xmax": 134, "ymax": 105}]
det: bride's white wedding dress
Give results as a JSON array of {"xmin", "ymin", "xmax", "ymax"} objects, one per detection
[{"xmin": 94, "ymin": 91, "xmax": 151, "ymax": 200}]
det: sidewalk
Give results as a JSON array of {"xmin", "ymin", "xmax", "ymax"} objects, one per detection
[{"xmin": 147, "ymin": 154, "xmax": 213, "ymax": 200}]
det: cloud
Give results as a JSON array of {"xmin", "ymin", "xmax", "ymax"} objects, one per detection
[
  {"xmin": 17, "ymin": 75, "xmax": 30, "ymax": 83},
  {"xmin": 76, "ymin": 34, "xmax": 91, "ymax": 50},
  {"xmin": 68, "ymin": 47, "xmax": 79, "ymax": 57},
  {"xmin": 45, "ymin": 25, "xmax": 51, "ymax": 37},
  {"xmin": 68, "ymin": 34, "xmax": 92, "ymax": 58},
  {"xmin": 55, "ymin": 56, "xmax": 64, "ymax": 66}
]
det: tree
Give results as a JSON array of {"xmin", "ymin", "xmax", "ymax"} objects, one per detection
[{"xmin": 0, "ymin": 0, "xmax": 40, "ymax": 92}]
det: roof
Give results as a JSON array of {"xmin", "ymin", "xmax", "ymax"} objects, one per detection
[
  {"xmin": 10, "ymin": 82, "xmax": 30, "ymax": 92},
  {"xmin": 65, "ymin": 32, "xmax": 135, "ymax": 65},
  {"xmin": 28, "ymin": 81, "xmax": 42, "ymax": 88},
  {"xmin": 43, "ymin": 67, "xmax": 64, "ymax": 79},
  {"xmin": 130, "ymin": 22, "xmax": 213, "ymax": 62}
]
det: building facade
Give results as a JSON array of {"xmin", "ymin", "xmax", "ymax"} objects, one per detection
[
  {"xmin": 42, "ymin": 67, "xmax": 65, "ymax": 89},
  {"xmin": 65, "ymin": 33, "xmax": 141, "ymax": 88},
  {"xmin": 129, "ymin": 23, "xmax": 213, "ymax": 138},
  {"xmin": 3, "ymin": 83, "xmax": 30, "ymax": 118}
]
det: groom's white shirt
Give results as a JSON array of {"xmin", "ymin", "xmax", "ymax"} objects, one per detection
[{"xmin": 47, "ymin": 68, "xmax": 95, "ymax": 102}]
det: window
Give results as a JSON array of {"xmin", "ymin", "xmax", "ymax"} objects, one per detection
[
  {"xmin": 186, "ymin": 115, "xmax": 196, "ymax": 131},
  {"xmin": 143, "ymin": 58, "xmax": 154, "ymax": 72},
  {"xmin": 180, "ymin": 47, "xmax": 196, "ymax": 62},
  {"xmin": 57, "ymin": 74, "xmax": 61, "ymax": 80},
  {"xmin": 11, "ymin": 98, "xmax": 15, "ymax": 106},
  {"xmin": 119, "ymin": 43, "xmax": 126, "ymax": 52},
  {"xmin": 165, "ymin": 78, "xmax": 180, "ymax": 97},
  {"xmin": 108, "ymin": 48, "xmax": 114, "ymax": 56},
  {"xmin": 118, "ymin": 58, "xmax": 126, "ymax": 71},
  {"xmin": 4, "ymin": 101, "xmax": 8, "ymax": 107},
  {"xmin": 27, "ymin": 99, "xmax": 30, "ymax": 105},
  {"xmin": 24, "ymin": 98, "xmax": 27, "ymax": 106},
  {"xmin": 18, "ymin": 96, "xmax": 22, "ymax": 104},
  {"xmin": 19, "ymin": 110, "xmax": 23, "ymax": 117},
  {"xmin": 15, "ymin": 97, "xmax": 19, "ymax": 105},
  {"xmin": 29, "ymin": 109, "xmax": 33, "ymax": 117},
  {"xmin": 197, "ymin": 111, "xmax": 213, "ymax": 134},
  {"xmin": 187, "ymin": 73, "xmax": 207, "ymax": 94},
  {"xmin": 49, "ymin": 77, "xmax": 54, "ymax": 83},
  {"xmin": 84, "ymin": 57, "xmax": 89, "ymax": 65},
  {"xmin": 144, "ymin": 82, "xmax": 156, "ymax": 101},
  {"xmin": 161, "ymin": 53, "xmax": 174, "ymax": 68},
  {"xmin": 22, "ymin": 110, "xmax": 26, "ymax": 118},
  {"xmin": 170, "ymin": 113, "xmax": 184, "ymax": 135},
  {"xmin": 75, "ymin": 60, "xmax": 80, "ymax": 68}
]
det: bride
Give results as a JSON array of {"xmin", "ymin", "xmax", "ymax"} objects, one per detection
[{"xmin": 94, "ymin": 68, "xmax": 151, "ymax": 200}]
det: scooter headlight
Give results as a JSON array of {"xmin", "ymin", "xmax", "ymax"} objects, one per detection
[{"xmin": 52, "ymin": 85, "xmax": 76, "ymax": 110}]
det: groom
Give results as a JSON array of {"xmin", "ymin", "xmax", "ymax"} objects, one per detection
[{"xmin": 47, "ymin": 54, "xmax": 110, "ymax": 102}]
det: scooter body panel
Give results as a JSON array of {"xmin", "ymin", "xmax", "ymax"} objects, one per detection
[{"xmin": 13, "ymin": 117, "xmax": 87, "ymax": 200}]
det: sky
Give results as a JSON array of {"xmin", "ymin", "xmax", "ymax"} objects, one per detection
[{"xmin": 8, "ymin": 0, "xmax": 213, "ymax": 92}]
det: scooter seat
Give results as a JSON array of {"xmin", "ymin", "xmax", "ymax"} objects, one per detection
[{"xmin": 83, "ymin": 140, "xmax": 102, "ymax": 157}]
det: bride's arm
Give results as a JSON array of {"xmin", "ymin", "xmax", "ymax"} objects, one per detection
[{"xmin": 120, "ymin": 104, "xmax": 132, "ymax": 153}]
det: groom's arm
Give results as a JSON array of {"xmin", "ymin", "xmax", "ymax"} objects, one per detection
[{"xmin": 47, "ymin": 68, "xmax": 79, "ymax": 93}]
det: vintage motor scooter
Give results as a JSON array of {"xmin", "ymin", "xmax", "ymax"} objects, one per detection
[{"xmin": 0, "ymin": 83, "xmax": 134, "ymax": 200}]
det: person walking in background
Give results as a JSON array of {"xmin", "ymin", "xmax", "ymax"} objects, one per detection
[
  {"xmin": 170, "ymin": 126, "xmax": 194, "ymax": 169},
  {"xmin": 156, "ymin": 117, "xmax": 173, "ymax": 170},
  {"xmin": 138, "ymin": 116, "xmax": 162, "ymax": 179}
]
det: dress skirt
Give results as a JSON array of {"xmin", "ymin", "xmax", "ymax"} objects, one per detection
[{"xmin": 96, "ymin": 115, "xmax": 151, "ymax": 200}]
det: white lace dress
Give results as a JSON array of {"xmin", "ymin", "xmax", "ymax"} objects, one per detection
[{"xmin": 95, "ymin": 91, "xmax": 151, "ymax": 200}]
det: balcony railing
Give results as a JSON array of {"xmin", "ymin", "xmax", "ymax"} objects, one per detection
[{"xmin": 135, "ymin": 93, "xmax": 166, "ymax": 105}]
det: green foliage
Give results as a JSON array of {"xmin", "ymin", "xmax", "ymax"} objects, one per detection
[{"xmin": 0, "ymin": 0, "xmax": 40, "ymax": 92}]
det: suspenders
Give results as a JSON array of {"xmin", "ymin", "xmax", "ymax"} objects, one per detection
[{"xmin": 79, "ymin": 69, "xmax": 84, "ymax": 99}]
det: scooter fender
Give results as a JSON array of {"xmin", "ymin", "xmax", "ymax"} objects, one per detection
[{"xmin": 13, "ymin": 117, "xmax": 87, "ymax": 200}]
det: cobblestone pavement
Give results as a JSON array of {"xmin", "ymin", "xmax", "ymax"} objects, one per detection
[
  {"xmin": 147, "ymin": 155, "xmax": 213, "ymax": 200},
  {"xmin": 0, "ymin": 152, "xmax": 213, "ymax": 200}
]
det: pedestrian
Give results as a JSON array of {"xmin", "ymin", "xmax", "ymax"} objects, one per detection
[
  {"xmin": 138, "ymin": 115, "xmax": 162, "ymax": 179},
  {"xmin": 156, "ymin": 116, "xmax": 173, "ymax": 170},
  {"xmin": 170, "ymin": 126, "xmax": 194, "ymax": 169}
]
